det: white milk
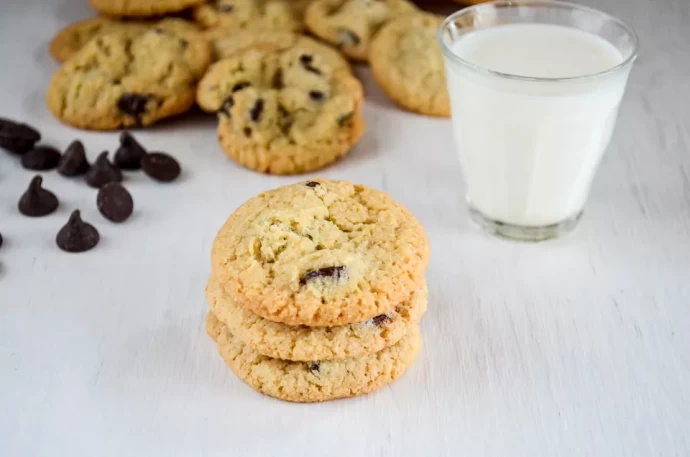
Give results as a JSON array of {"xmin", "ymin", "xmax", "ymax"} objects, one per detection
[{"xmin": 445, "ymin": 23, "xmax": 630, "ymax": 227}]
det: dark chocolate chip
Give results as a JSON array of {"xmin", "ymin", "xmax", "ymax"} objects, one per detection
[
  {"xmin": 336, "ymin": 28, "xmax": 360, "ymax": 48},
  {"xmin": 58, "ymin": 140, "xmax": 89, "ymax": 176},
  {"xmin": 117, "ymin": 93, "xmax": 152, "ymax": 120},
  {"xmin": 141, "ymin": 152, "xmax": 180, "ymax": 182},
  {"xmin": 305, "ymin": 181, "xmax": 320, "ymax": 187},
  {"xmin": 337, "ymin": 111, "xmax": 354, "ymax": 126},
  {"xmin": 299, "ymin": 266, "xmax": 346, "ymax": 285},
  {"xmin": 220, "ymin": 96, "xmax": 234, "ymax": 116},
  {"xmin": 299, "ymin": 54, "xmax": 321, "ymax": 75},
  {"xmin": 272, "ymin": 69, "xmax": 284, "ymax": 89},
  {"xmin": 56, "ymin": 210, "xmax": 99, "ymax": 253},
  {"xmin": 97, "ymin": 182, "xmax": 133, "ymax": 223},
  {"xmin": 0, "ymin": 117, "xmax": 41, "ymax": 154},
  {"xmin": 18, "ymin": 175, "xmax": 59, "ymax": 217},
  {"xmin": 216, "ymin": 2, "xmax": 234, "ymax": 12},
  {"xmin": 86, "ymin": 151, "xmax": 122, "ymax": 188},
  {"xmin": 249, "ymin": 99, "xmax": 264, "ymax": 122},
  {"xmin": 370, "ymin": 314, "xmax": 390, "ymax": 326},
  {"xmin": 308, "ymin": 362, "xmax": 320, "ymax": 374},
  {"xmin": 309, "ymin": 90, "xmax": 325, "ymax": 102},
  {"xmin": 21, "ymin": 146, "xmax": 61, "ymax": 170},
  {"xmin": 114, "ymin": 131, "xmax": 147, "ymax": 170},
  {"xmin": 232, "ymin": 81, "xmax": 251, "ymax": 92}
]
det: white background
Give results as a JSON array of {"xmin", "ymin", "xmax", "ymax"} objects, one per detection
[{"xmin": 1, "ymin": 0, "xmax": 689, "ymax": 455}]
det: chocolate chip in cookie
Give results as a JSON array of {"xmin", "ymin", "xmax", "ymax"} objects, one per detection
[
  {"xmin": 117, "ymin": 93, "xmax": 153, "ymax": 122},
  {"xmin": 300, "ymin": 266, "xmax": 347, "ymax": 285},
  {"xmin": 309, "ymin": 90, "xmax": 326, "ymax": 102},
  {"xmin": 299, "ymin": 54, "xmax": 321, "ymax": 75},
  {"xmin": 336, "ymin": 28, "xmax": 360, "ymax": 48},
  {"xmin": 249, "ymin": 99, "xmax": 264, "ymax": 123}
]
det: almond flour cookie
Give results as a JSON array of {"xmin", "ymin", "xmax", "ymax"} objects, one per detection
[
  {"xmin": 193, "ymin": 0, "xmax": 303, "ymax": 32},
  {"xmin": 369, "ymin": 13, "xmax": 450, "ymax": 117},
  {"xmin": 207, "ymin": 276, "xmax": 427, "ymax": 361},
  {"xmin": 207, "ymin": 312, "xmax": 422, "ymax": 402},
  {"xmin": 304, "ymin": 0, "xmax": 417, "ymax": 61},
  {"xmin": 197, "ymin": 42, "xmax": 363, "ymax": 174},
  {"xmin": 210, "ymin": 179, "xmax": 430, "ymax": 326},
  {"xmin": 89, "ymin": 0, "xmax": 205, "ymax": 17},
  {"xmin": 47, "ymin": 24, "xmax": 212, "ymax": 130}
]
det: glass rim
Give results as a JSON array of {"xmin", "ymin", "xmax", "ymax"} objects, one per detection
[{"xmin": 437, "ymin": 0, "xmax": 640, "ymax": 83}]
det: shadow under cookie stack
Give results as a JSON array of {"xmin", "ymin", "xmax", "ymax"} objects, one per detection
[{"xmin": 205, "ymin": 179, "xmax": 430, "ymax": 402}]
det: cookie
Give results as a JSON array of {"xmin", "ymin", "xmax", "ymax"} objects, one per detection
[
  {"xmin": 207, "ymin": 312, "xmax": 421, "ymax": 402},
  {"xmin": 203, "ymin": 29, "xmax": 296, "ymax": 61},
  {"xmin": 89, "ymin": 0, "xmax": 205, "ymax": 17},
  {"xmin": 193, "ymin": 0, "xmax": 303, "ymax": 32},
  {"xmin": 210, "ymin": 179, "xmax": 430, "ymax": 326},
  {"xmin": 304, "ymin": 0, "xmax": 417, "ymax": 61},
  {"xmin": 369, "ymin": 13, "xmax": 450, "ymax": 117},
  {"xmin": 197, "ymin": 41, "xmax": 363, "ymax": 174},
  {"xmin": 207, "ymin": 276, "xmax": 427, "ymax": 361},
  {"xmin": 47, "ymin": 23, "xmax": 212, "ymax": 130}
]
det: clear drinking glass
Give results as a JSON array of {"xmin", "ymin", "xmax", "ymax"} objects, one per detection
[{"xmin": 438, "ymin": 0, "xmax": 638, "ymax": 241}]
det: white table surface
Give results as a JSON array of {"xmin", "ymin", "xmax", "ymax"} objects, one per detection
[{"xmin": 1, "ymin": 0, "xmax": 689, "ymax": 456}]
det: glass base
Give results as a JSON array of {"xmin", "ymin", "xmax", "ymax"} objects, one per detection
[{"xmin": 468, "ymin": 207, "xmax": 583, "ymax": 242}]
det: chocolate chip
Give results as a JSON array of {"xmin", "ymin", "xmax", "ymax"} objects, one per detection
[
  {"xmin": 57, "ymin": 140, "xmax": 89, "ymax": 176},
  {"xmin": 21, "ymin": 146, "xmax": 61, "ymax": 170},
  {"xmin": 117, "ymin": 93, "xmax": 152, "ymax": 120},
  {"xmin": 272, "ymin": 69, "xmax": 284, "ymax": 89},
  {"xmin": 220, "ymin": 96, "xmax": 234, "ymax": 116},
  {"xmin": 249, "ymin": 99, "xmax": 265, "ymax": 123},
  {"xmin": 18, "ymin": 175, "xmax": 59, "ymax": 217},
  {"xmin": 336, "ymin": 29, "xmax": 360, "ymax": 48},
  {"xmin": 299, "ymin": 54, "xmax": 321, "ymax": 75},
  {"xmin": 370, "ymin": 314, "xmax": 390, "ymax": 326},
  {"xmin": 243, "ymin": 127, "xmax": 252, "ymax": 137},
  {"xmin": 216, "ymin": 2, "xmax": 234, "ymax": 12},
  {"xmin": 114, "ymin": 131, "xmax": 147, "ymax": 170},
  {"xmin": 308, "ymin": 362, "xmax": 320, "ymax": 374},
  {"xmin": 56, "ymin": 210, "xmax": 99, "ymax": 253},
  {"xmin": 86, "ymin": 151, "xmax": 122, "ymax": 188},
  {"xmin": 0, "ymin": 232, "xmax": 3, "ymax": 249},
  {"xmin": 309, "ymin": 90, "xmax": 325, "ymax": 102},
  {"xmin": 305, "ymin": 181, "xmax": 320, "ymax": 187},
  {"xmin": 337, "ymin": 111, "xmax": 354, "ymax": 126},
  {"xmin": 232, "ymin": 81, "xmax": 251, "ymax": 92},
  {"xmin": 299, "ymin": 266, "xmax": 346, "ymax": 285},
  {"xmin": 141, "ymin": 152, "xmax": 180, "ymax": 182},
  {"xmin": 0, "ymin": 117, "xmax": 41, "ymax": 154},
  {"xmin": 97, "ymin": 183, "xmax": 133, "ymax": 223}
]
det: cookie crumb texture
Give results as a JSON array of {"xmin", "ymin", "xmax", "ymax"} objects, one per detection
[
  {"xmin": 207, "ymin": 276, "xmax": 427, "ymax": 361},
  {"xmin": 211, "ymin": 179, "xmax": 430, "ymax": 326},
  {"xmin": 197, "ymin": 39, "xmax": 364, "ymax": 174},
  {"xmin": 89, "ymin": 0, "xmax": 205, "ymax": 17},
  {"xmin": 369, "ymin": 13, "xmax": 450, "ymax": 117},
  {"xmin": 47, "ymin": 21, "xmax": 211, "ymax": 130},
  {"xmin": 305, "ymin": 0, "xmax": 418, "ymax": 61},
  {"xmin": 193, "ymin": 0, "xmax": 304, "ymax": 32},
  {"xmin": 207, "ymin": 313, "xmax": 422, "ymax": 402}
]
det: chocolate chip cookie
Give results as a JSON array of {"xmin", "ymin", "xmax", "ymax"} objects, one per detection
[
  {"xmin": 193, "ymin": 0, "xmax": 303, "ymax": 32},
  {"xmin": 210, "ymin": 179, "xmax": 430, "ymax": 326},
  {"xmin": 89, "ymin": 0, "xmax": 205, "ymax": 17},
  {"xmin": 207, "ymin": 276, "xmax": 427, "ymax": 361},
  {"xmin": 304, "ymin": 0, "xmax": 417, "ymax": 61},
  {"xmin": 369, "ymin": 13, "xmax": 450, "ymax": 117},
  {"xmin": 196, "ymin": 40, "xmax": 363, "ymax": 174},
  {"xmin": 207, "ymin": 312, "xmax": 422, "ymax": 402},
  {"xmin": 47, "ymin": 22, "xmax": 212, "ymax": 130}
]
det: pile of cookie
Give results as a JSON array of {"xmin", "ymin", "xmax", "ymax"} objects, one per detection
[
  {"xmin": 205, "ymin": 179, "xmax": 430, "ymax": 402},
  {"xmin": 47, "ymin": 0, "xmax": 450, "ymax": 175}
]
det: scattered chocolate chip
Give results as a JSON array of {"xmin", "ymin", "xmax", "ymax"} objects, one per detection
[
  {"xmin": 220, "ymin": 96, "xmax": 234, "ymax": 116},
  {"xmin": 97, "ymin": 182, "xmax": 133, "ymax": 223},
  {"xmin": 216, "ymin": 2, "xmax": 234, "ymax": 12},
  {"xmin": 117, "ymin": 93, "xmax": 152, "ymax": 120},
  {"xmin": 21, "ymin": 145, "xmax": 61, "ymax": 170},
  {"xmin": 308, "ymin": 362, "xmax": 320, "ymax": 374},
  {"xmin": 57, "ymin": 140, "xmax": 89, "ymax": 176},
  {"xmin": 56, "ymin": 210, "xmax": 99, "ymax": 253},
  {"xmin": 309, "ymin": 90, "xmax": 325, "ymax": 102},
  {"xmin": 299, "ymin": 266, "xmax": 346, "ymax": 285},
  {"xmin": 141, "ymin": 152, "xmax": 180, "ymax": 182},
  {"xmin": 114, "ymin": 131, "xmax": 147, "ymax": 170},
  {"xmin": 0, "ymin": 117, "xmax": 41, "ymax": 154},
  {"xmin": 370, "ymin": 314, "xmax": 390, "ymax": 326},
  {"xmin": 299, "ymin": 54, "xmax": 321, "ymax": 75},
  {"xmin": 232, "ymin": 81, "xmax": 251, "ymax": 92},
  {"xmin": 272, "ymin": 69, "xmax": 284, "ymax": 89},
  {"xmin": 305, "ymin": 181, "xmax": 320, "ymax": 187},
  {"xmin": 249, "ymin": 99, "xmax": 264, "ymax": 122},
  {"xmin": 18, "ymin": 175, "xmax": 59, "ymax": 217},
  {"xmin": 337, "ymin": 111, "xmax": 354, "ymax": 126},
  {"xmin": 336, "ymin": 29, "xmax": 360, "ymax": 48},
  {"xmin": 86, "ymin": 151, "xmax": 122, "ymax": 188}
]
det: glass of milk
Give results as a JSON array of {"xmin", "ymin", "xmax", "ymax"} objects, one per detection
[{"xmin": 438, "ymin": 0, "xmax": 638, "ymax": 241}]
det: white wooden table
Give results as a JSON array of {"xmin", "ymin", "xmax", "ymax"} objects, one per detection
[{"xmin": 1, "ymin": 0, "xmax": 689, "ymax": 455}]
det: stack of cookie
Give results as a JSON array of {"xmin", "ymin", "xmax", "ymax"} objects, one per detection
[{"xmin": 206, "ymin": 179, "xmax": 430, "ymax": 402}]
